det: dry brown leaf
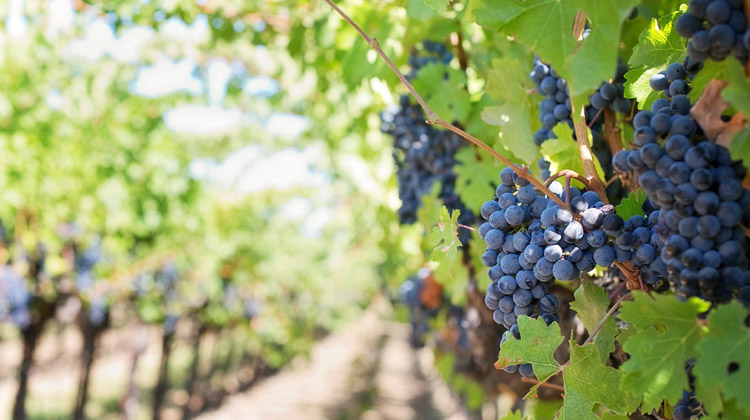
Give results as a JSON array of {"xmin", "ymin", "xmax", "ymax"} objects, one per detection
[{"xmin": 690, "ymin": 79, "xmax": 748, "ymax": 147}]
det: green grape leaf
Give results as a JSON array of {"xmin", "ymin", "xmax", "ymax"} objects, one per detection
[
  {"xmin": 418, "ymin": 183, "xmax": 445, "ymax": 250},
  {"xmin": 615, "ymin": 190, "xmax": 646, "ymax": 220},
  {"xmin": 688, "ymin": 60, "xmax": 730, "ymax": 104},
  {"xmin": 694, "ymin": 301, "xmax": 750, "ymax": 416},
  {"xmin": 559, "ymin": 342, "xmax": 637, "ymax": 420},
  {"xmin": 627, "ymin": 5, "xmax": 686, "ymax": 69},
  {"xmin": 618, "ymin": 293, "xmax": 710, "ymax": 412},
  {"xmin": 729, "ymin": 128, "xmax": 750, "ymax": 169},
  {"xmin": 600, "ymin": 413, "xmax": 629, "ymax": 420},
  {"xmin": 569, "ymin": 282, "xmax": 617, "ymax": 362},
  {"xmin": 497, "ymin": 316, "xmax": 563, "ymax": 397},
  {"xmin": 424, "ymin": 0, "xmax": 450, "ymax": 12},
  {"xmin": 499, "ymin": 411, "xmax": 525, "ymax": 420},
  {"xmin": 540, "ymin": 124, "xmax": 606, "ymax": 189},
  {"xmin": 722, "ymin": 58, "xmax": 750, "ymax": 113},
  {"xmin": 717, "ymin": 60, "xmax": 750, "ymax": 181},
  {"xmin": 454, "ymin": 147, "xmax": 501, "ymax": 213},
  {"xmin": 624, "ymin": 6, "xmax": 687, "ymax": 109},
  {"xmin": 430, "ymin": 206, "xmax": 468, "ymax": 304},
  {"xmin": 483, "ymin": 57, "xmax": 539, "ymax": 166},
  {"xmin": 412, "ymin": 63, "xmax": 471, "ymax": 123},
  {"xmin": 525, "ymin": 399, "xmax": 564, "ymax": 420},
  {"xmin": 472, "ymin": 0, "xmax": 638, "ymax": 98}
]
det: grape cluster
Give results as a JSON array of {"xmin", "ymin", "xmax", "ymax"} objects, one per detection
[
  {"xmin": 530, "ymin": 58, "xmax": 570, "ymax": 147},
  {"xmin": 399, "ymin": 269, "xmax": 441, "ymax": 347},
  {"xmin": 589, "ymin": 64, "xmax": 632, "ymax": 114},
  {"xmin": 646, "ymin": 62, "xmax": 700, "ymax": 103},
  {"xmin": 673, "ymin": 389, "xmax": 701, "ymax": 420},
  {"xmin": 0, "ymin": 265, "xmax": 31, "ymax": 329},
  {"xmin": 479, "ymin": 167, "xmax": 632, "ymax": 376},
  {"xmin": 676, "ymin": 0, "xmax": 749, "ymax": 63},
  {"xmin": 530, "ymin": 58, "xmax": 630, "ymax": 187},
  {"xmin": 406, "ymin": 40, "xmax": 454, "ymax": 78},
  {"xmin": 382, "ymin": 43, "xmax": 474, "ymax": 232},
  {"xmin": 612, "ymin": 73, "xmax": 750, "ymax": 303},
  {"xmin": 381, "ymin": 95, "xmax": 470, "ymax": 226}
]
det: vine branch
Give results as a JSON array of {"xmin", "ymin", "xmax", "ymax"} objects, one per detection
[{"xmin": 323, "ymin": 0, "xmax": 571, "ymax": 210}]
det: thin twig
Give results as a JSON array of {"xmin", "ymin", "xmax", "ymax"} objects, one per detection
[
  {"xmin": 545, "ymin": 170, "xmax": 591, "ymax": 190},
  {"xmin": 613, "ymin": 261, "xmax": 639, "ymax": 290},
  {"xmin": 323, "ymin": 0, "xmax": 571, "ymax": 211},
  {"xmin": 608, "ymin": 280, "xmax": 627, "ymax": 301},
  {"xmin": 565, "ymin": 175, "xmax": 572, "ymax": 206},
  {"xmin": 582, "ymin": 293, "xmax": 631, "ymax": 346},
  {"xmin": 520, "ymin": 376, "xmax": 565, "ymax": 393},
  {"xmin": 587, "ymin": 108, "xmax": 603, "ymax": 128},
  {"xmin": 457, "ymin": 224, "xmax": 477, "ymax": 232}
]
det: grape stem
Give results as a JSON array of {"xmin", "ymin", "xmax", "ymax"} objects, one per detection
[
  {"xmin": 457, "ymin": 224, "xmax": 478, "ymax": 232},
  {"xmin": 608, "ymin": 280, "xmax": 628, "ymax": 301},
  {"xmin": 322, "ymin": 0, "xmax": 571, "ymax": 211},
  {"xmin": 520, "ymin": 377, "xmax": 565, "ymax": 393},
  {"xmin": 545, "ymin": 170, "xmax": 591, "ymax": 190}
]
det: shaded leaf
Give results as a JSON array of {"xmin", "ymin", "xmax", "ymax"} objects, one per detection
[
  {"xmin": 559, "ymin": 342, "xmax": 637, "ymax": 420},
  {"xmin": 570, "ymin": 282, "xmax": 617, "ymax": 362},
  {"xmin": 454, "ymin": 147, "xmax": 502, "ymax": 213},
  {"xmin": 497, "ymin": 316, "xmax": 563, "ymax": 397},
  {"xmin": 615, "ymin": 190, "xmax": 646, "ymax": 220},
  {"xmin": 472, "ymin": 0, "xmax": 638, "ymax": 98},
  {"xmin": 412, "ymin": 63, "xmax": 471, "ymax": 123}
]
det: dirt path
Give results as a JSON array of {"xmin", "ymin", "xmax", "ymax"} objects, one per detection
[{"xmin": 196, "ymin": 310, "xmax": 472, "ymax": 420}]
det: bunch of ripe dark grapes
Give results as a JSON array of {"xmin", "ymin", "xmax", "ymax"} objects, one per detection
[
  {"xmin": 381, "ymin": 42, "xmax": 474, "ymax": 240},
  {"xmin": 676, "ymin": 0, "xmax": 749, "ymax": 63},
  {"xmin": 399, "ymin": 269, "xmax": 441, "ymax": 347},
  {"xmin": 612, "ymin": 61, "xmax": 750, "ymax": 304},
  {"xmin": 0, "ymin": 266, "xmax": 32, "ymax": 329},
  {"xmin": 530, "ymin": 58, "xmax": 631, "ymax": 192},
  {"xmin": 478, "ymin": 166, "xmax": 661, "ymax": 376}
]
